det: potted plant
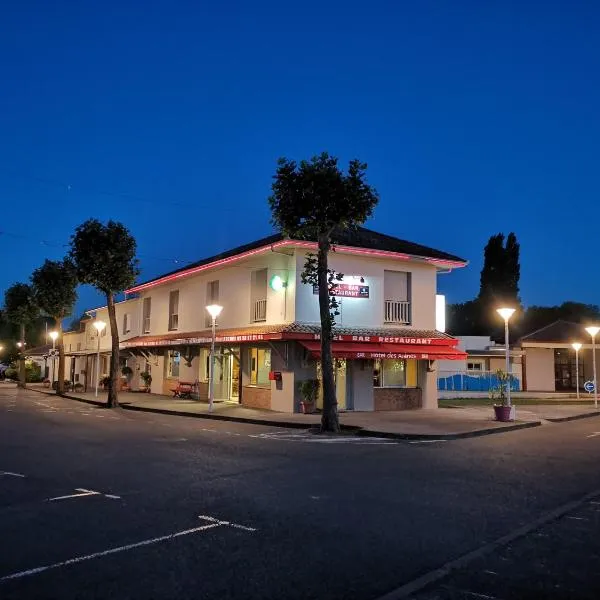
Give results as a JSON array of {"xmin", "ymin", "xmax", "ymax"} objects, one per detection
[
  {"xmin": 490, "ymin": 369, "xmax": 515, "ymax": 422},
  {"xmin": 100, "ymin": 375, "xmax": 111, "ymax": 390},
  {"xmin": 140, "ymin": 371, "xmax": 152, "ymax": 392},
  {"xmin": 298, "ymin": 379, "xmax": 319, "ymax": 414},
  {"xmin": 121, "ymin": 365, "xmax": 133, "ymax": 391}
]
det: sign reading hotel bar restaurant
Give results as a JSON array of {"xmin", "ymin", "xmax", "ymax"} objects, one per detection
[{"xmin": 313, "ymin": 283, "xmax": 369, "ymax": 298}]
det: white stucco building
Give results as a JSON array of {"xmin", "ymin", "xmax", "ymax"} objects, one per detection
[{"xmin": 31, "ymin": 228, "xmax": 469, "ymax": 412}]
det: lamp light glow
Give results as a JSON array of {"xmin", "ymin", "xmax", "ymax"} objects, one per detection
[
  {"xmin": 93, "ymin": 320, "xmax": 106, "ymax": 333},
  {"xmin": 585, "ymin": 326, "xmax": 600, "ymax": 337},
  {"xmin": 496, "ymin": 307, "xmax": 516, "ymax": 321},
  {"xmin": 269, "ymin": 275, "xmax": 286, "ymax": 291},
  {"xmin": 206, "ymin": 304, "xmax": 223, "ymax": 319},
  {"xmin": 49, "ymin": 331, "xmax": 59, "ymax": 341},
  {"xmin": 572, "ymin": 342, "xmax": 582, "ymax": 352}
]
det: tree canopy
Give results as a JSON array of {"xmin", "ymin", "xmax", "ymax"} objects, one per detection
[
  {"xmin": 4, "ymin": 283, "xmax": 39, "ymax": 329},
  {"xmin": 31, "ymin": 259, "xmax": 78, "ymax": 324}
]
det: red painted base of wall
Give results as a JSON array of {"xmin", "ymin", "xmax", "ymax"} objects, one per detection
[
  {"xmin": 373, "ymin": 388, "xmax": 422, "ymax": 411},
  {"xmin": 242, "ymin": 386, "xmax": 271, "ymax": 409}
]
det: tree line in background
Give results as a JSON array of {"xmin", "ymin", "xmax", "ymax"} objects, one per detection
[
  {"xmin": 3, "ymin": 219, "xmax": 138, "ymax": 407},
  {"xmin": 448, "ymin": 232, "xmax": 600, "ymax": 339}
]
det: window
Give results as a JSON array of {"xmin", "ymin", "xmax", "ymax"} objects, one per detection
[
  {"xmin": 467, "ymin": 362, "xmax": 483, "ymax": 371},
  {"xmin": 166, "ymin": 350, "xmax": 180, "ymax": 378},
  {"xmin": 77, "ymin": 342, "xmax": 81, "ymax": 351},
  {"xmin": 383, "ymin": 271, "xmax": 411, "ymax": 324},
  {"xmin": 123, "ymin": 313, "xmax": 131, "ymax": 335},
  {"xmin": 205, "ymin": 281, "xmax": 219, "ymax": 327},
  {"xmin": 168, "ymin": 291, "xmax": 179, "ymax": 330},
  {"xmin": 199, "ymin": 348, "xmax": 210, "ymax": 381},
  {"xmin": 251, "ymin": 269, "xmax": 268, "ymax": 322},
  {"xmin": 373, "ymin": 358, "xmax": 417, "ymax": 388},
  {"xmin": 142, "ymin": 297, "xmax": 152, "ymax": 333},
  {"xmin": 249, "ymin": 347, "xmax": 271, "ymax": 387}
]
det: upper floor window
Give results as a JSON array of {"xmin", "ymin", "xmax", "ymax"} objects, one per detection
[
  {"xmin": 251, "ymin": 269, "xmax": 267, "ymax": 323},
  {"xmin": 168, "ymin": 291, "xmax": 179, "ymax": 330},
  {"xmin": 122, "ymin": 313, "xmax": 131, "ymax": 335},
  {"xmin": 205, "ymin": 280, "xmax": 219, "ymax": 327},
  {"xmin": 142, "ymin": 297, "xmax": 152, "ymax": 334},
  {"xmin": 384, "ymin": 271, "xmax": 411, "ymax": 324}
]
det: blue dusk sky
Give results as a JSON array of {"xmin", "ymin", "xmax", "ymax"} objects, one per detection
[{"xmin": 1, "ymin": 0, "xmax": 599, "ymax": 319}]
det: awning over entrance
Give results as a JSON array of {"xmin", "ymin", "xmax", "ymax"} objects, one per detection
[{"xmin": 299, "ymin": 341, "xmax": 467, "ymax": 360}]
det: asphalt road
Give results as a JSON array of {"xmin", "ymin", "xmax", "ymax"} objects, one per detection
[{"xmin": 1, "ymin": 385, "xmax": 599, "ymax": 600}]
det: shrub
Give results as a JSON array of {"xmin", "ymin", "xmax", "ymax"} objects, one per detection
[{"xmin": 4, "ymin": 368, "xmax": 18, "ymax": 381}]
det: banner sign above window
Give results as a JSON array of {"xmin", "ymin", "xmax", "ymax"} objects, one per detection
[{"xmin": 312, "ymin": 283, "xmax": 370, "ymax": 298}]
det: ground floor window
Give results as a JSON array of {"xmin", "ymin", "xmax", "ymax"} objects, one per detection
[
  {"xmin": 373, "ymin": 358, "xmax": 418, "ymax": 388},
  {"xmin": 249, "ymin": 347, "xmax": 271, "ymax": 387},
  {"xmin": 166, "ymin": 350, "xmax": 180, "ymax": 378},
  {"xmin": 554, "ymin": 348, "xmax": 582, "ymax": 391},
  {"xmin": 467, "ymin": 361, "xmax": 484, "ymax": 371}
]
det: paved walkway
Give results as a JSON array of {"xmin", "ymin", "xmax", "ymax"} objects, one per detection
[{"xmin": 25, "ymin": 385, "xmax": 600, "ymax": 439}]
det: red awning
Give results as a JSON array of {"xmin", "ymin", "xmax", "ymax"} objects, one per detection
[{"xmin": 300, "ymin": 341, "xmax": 466, "ymax": 361}]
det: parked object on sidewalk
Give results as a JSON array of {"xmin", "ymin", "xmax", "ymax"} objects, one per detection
[
  {"xmin": 490, "ymin": 370, "xmax": 515, "ymax": 422},
  {"xmin": 42, "ymin": 379, "xmax": 50, "ymax": 388},
  {"xmin": 298, "ymin": 379, "xmax": 319, "ymax": 414},
  {"xmin": 100, "ymin": 375, "xmax": 111, "ymax": 390}
]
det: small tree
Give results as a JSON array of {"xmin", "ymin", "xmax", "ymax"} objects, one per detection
[
  {"xmin": 69, "ymin": 219, "xmax": 139, "ymax": 407},
  {"xmin": 269, "ymin": 153, "xmax": 379, "ymax": 432},
  {"xmin": 4, "ymin": 283, "xmax": 39, "ymax": 388},
  {"xmin": 31, "ymin": 259, "xmax": 78, "ymax": 394}
]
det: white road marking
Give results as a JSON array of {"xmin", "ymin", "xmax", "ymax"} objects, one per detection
[
  {"xmin": 104, "ymin": 494, "xmax": 121, "ymax": 500},
  {"xmin": 567, "ymin": 516, "xmax": 586, "ymax": 520},
  {"xmin": 0, "ymin": 471, "xmax": 26, "ymax": 478},
  {"xmin": 408, "ymin": 440, "xmax": 448, "ymax": 444},
  {"xmin": 249, "ymin": 432, "xmax": 398, "ymax": 444},
  {"xmin": 0, "ymin": 522, "xmax": 223, "ymax": 582},
  {"xmin": 586, "ymin": 432, "xmax": 600, "ymax": 438},
  {"xmin": 47, "ymin": 489, "xmax": 101, "ymax": 502},
  {"xmin": 198, "ymin": 514, "xmax": 257, "ymax": 531}
]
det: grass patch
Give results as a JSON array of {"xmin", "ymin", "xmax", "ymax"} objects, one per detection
[{"xmin": 439, "ymin": 397, "xmax": 596, "ymax": 408}]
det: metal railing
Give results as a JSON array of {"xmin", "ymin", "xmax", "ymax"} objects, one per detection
[
  {"xmin": 384, "ymin": 300, "xmax": 411, "ymax": 324},
  {"xmin": 438, "ymin": 369, "xmax": 521, "ymax": 392},
  {"xmin": 253, "ymin": 299, "xmax": 267, "ymax": 322},
  {"xmin": 143, "ymin": 317, "xmax": 151, "ymax": 333}
]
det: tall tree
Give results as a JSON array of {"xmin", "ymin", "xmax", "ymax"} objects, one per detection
[
  {"xmin": 4, "ymin": 283, "xmax": 39, "ymax": 388},
  {"xmin": 69, "ymin": 219, "xmax": 139, "ymax": 407},
  {"xmin": 269, "ymin": 153, "xmax": 379, "ymax": 432},
  {"xmin": 478, "ymin": 232, "xmax": 521, "ymax": 305},
  {"xmin": 31, "ymin": 259, "xmax": 78, "ymax": 394}
]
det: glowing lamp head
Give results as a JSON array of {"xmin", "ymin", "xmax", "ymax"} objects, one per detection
[
  {"xmin": 93, "ymin": 320, "xmax": 106, "ymax": 333},
  {"xmin": 585, "ymin": 326, "xmax": 600, "ymax": 338},
  {"xmin": 269, "ymin": 274, "xmax": 286, "ymax": 291},
  {"xmin": 572, "ymin": 342, "xmax": 582, "ymax": 352},
  {"xmin": 206, "ymin": 304, "xmax": 223, "ymax": 319},
  {"xmin": 49, "ymin": 331, "xmax": 59, "ymax": 341},
  {"xmin": 496, "ymin": 307, "xmax": 516, "ymax": 322}
]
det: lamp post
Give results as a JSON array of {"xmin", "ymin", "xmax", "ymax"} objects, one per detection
[
  {"xmin": 496, "ymin": 308, "xmax": 516, "ymax": 408},
  {"xmin": 585, "ymin": 326, "xmax": 600, "ymax": 409},
  {"xmin": 572, "ymin": 342, "xmax": 582, "ymax": 400},
  {"xmin": 205, "ymin": 304, "xmax": 223, "ymax": 413},
  {"xmin": 49, "ymin": 331, "xmax": 59, "ymax": 387},
  {"xmin": 93, "ymin": 320, "xmax": 106, "ymax": 397}
]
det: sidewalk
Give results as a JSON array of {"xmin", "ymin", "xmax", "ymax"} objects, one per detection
[{"xmin": 28, "ymin": 386, "xmax": 555, "ymax": 440}]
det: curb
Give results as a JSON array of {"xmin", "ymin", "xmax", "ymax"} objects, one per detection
[
  {"xmin": 356, "ymin": 420, "xmax": 542, "ymax": 441},
  {"xmin": 545, "ymin": 410, "xmax": 600, "ymax": 423},
  {"xmin": 28, "ymin": 387, "xmax": 543, "ymax": 440}
]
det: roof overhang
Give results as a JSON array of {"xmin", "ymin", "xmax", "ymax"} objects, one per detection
[{"xmin": 125, "ymin": 239, "xmax": 468, "ymax": 294}]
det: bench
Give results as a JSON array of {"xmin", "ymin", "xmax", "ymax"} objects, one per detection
[{"xmin": 172, "ymin": 382, "xmax": 195, "ymax": 399}]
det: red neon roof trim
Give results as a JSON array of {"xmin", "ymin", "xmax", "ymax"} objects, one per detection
[{"xmin": 126, "ymin": 239, "xmax": 467, "ymax": 294}]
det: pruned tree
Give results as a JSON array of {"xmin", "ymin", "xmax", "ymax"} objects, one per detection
[
  {"xmin": 4, "ymin": 283, "xmax": 39, "ymax": 388},
  {"xmin": 31, "ymin": 259, "xmax": 78, "ymax": 394},
  {"xmin": 69, "ymin": 219, "xmax": 139, "ymax": 407},
  {"xmin": 269, "ymin": 152, "xmax": 379, "ymax": 432}
]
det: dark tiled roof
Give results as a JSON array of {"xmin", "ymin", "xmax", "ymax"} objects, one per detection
[
  {"xmin": 131, "ymin": 227, "xmax": 467, "ymax": 289},
  {"xmin": 520, "ymin": 320, "xmax": 591, "ymax": 344},
  {"xmin": 24, "ymin": 343, "xmax": 52, "ymax": 356}
]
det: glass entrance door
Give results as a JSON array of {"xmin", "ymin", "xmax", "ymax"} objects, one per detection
[
  {"xmin": 229, "ymin": 351, "xmax": 240, "ymax": 402},
  {"xmin": 316, "ymin": 359, "xmax": 347, "ymax": 410}
]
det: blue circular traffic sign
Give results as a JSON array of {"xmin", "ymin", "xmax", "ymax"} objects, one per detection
[{"xmin": 584, "ymin": 380, "xmax": 595, "ymax": 393}]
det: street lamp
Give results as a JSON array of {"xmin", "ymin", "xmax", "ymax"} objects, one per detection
[
  {"xmin": 572, "ymin": 342, "xmax": 582, "ymax": 400},
  {"xmin": 585, "ymin": 326, "xmax": 600, "ymax": 409},
  {"xmin": 205, "ymin": 304, "xmax": 223, "ymax": 413},
  {"xmin": 49, "ymin": 331, "xmax": 58, "ymax": 386},
  {"xmin": 496, "ymin": 308, "xmax": 516, "ymax": 408},
  {"xmin": 93, "ymin": 320, "xmax": 106, "ymax": 397}
]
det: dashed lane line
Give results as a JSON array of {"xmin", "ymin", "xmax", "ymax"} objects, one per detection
[
  {"xmin": 0, "ymin": 515, "xmax": 256, "ymax": 582},
  {"xmin": 0, "ymin": 471, "xmax": 26, "ymax": 478}
]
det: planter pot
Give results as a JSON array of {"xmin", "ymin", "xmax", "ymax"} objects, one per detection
[
  {"xmin": 300, "ymin": 401, "xmax": 315, "ymax": 414},
  {"xmin": 494, "ymin": 405, "xmax": 514, "ymax": 422}
]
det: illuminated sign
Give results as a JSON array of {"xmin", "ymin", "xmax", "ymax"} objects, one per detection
[{"xmin": 312, "ymin": 283, "xmax": 369, "ymax": 298}]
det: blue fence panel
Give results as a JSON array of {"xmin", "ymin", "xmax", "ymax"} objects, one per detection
[{"xmin": 438, "ymin": 373, "xmax": 520, "ymax": 392}]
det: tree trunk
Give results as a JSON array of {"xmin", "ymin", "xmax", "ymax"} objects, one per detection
[
  {"xmin": 106, "ymin": 293, "xmax": 120, "ymax": 408},
  {"xmin": 318, "ymin": 234, "xmax": 340, "ymax": 433},
  {"xmin": 17, "ymin": 323, "xmax": 26, "ymax": 388},
  {"xmin": 56, "ymin": 318, "xmax": 65, "ymax": 395}
]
